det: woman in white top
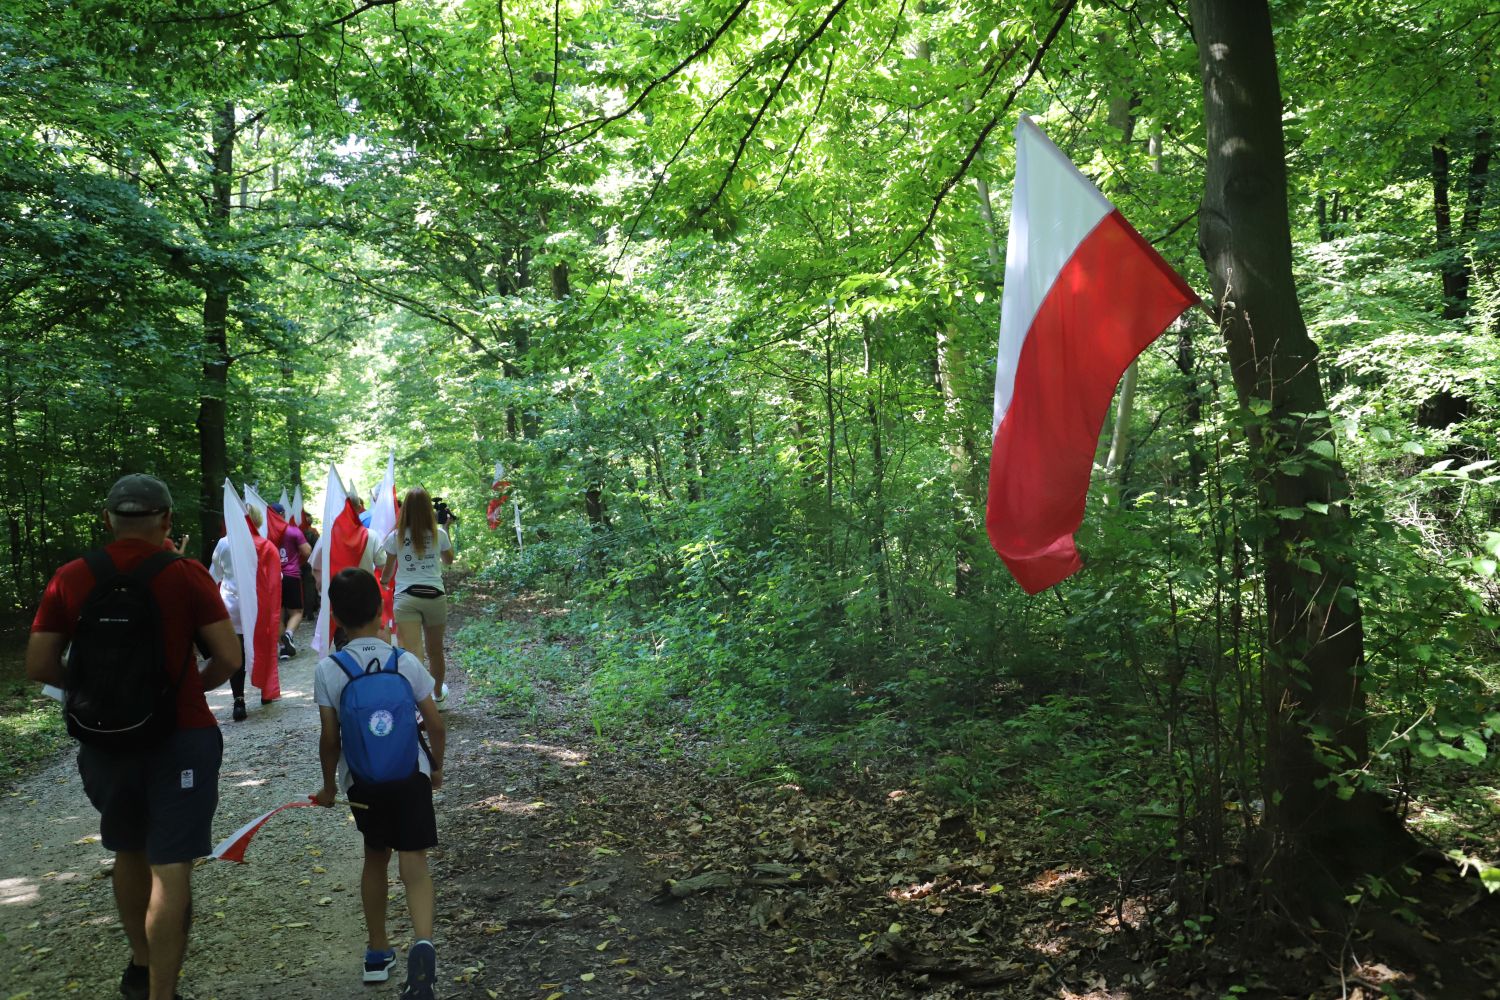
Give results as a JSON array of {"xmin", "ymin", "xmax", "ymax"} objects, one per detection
[
  {"xmin": 382, "ymin": 487, "xmax": 455, "ymax": 706},
  {"xmin": 209, "ymin": 505, "xmax": 262, "ymax": 721}
]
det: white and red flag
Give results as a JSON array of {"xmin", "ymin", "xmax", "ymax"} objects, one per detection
[
  {"xmin": 290, "ymin": 483, "xmax": 309, "ymax": 533},
  {"xmin": 220, "ymin": 479, "xmax": 259, "ymax": 678},
  {"xmin": 986, "ymin": 117, "xmax": 1198, "ymax": 594},
  {"xmin": 368, "ymin": 449, "xmax": 399, "ymax": 628},
  {"xmin": 212, "ymin": 797, "xmax": 317, "ymax": 863}
]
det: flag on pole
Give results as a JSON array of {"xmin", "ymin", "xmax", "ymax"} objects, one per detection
[
  {"xmin": 290, "ymin": 483, "xmax": 309, "ymax": 532},
  {"xmin": 277, "ymin": 487, "xmax": 291, "ymax": 512},
  {"xmin": 312, "ymin": 465, "xmax": 349, "ymax": 656},
  {"xmin": 368, "ymin": 449, "xmax": 399, "ymax": 627},
  {"xmin": 243, "ymin": 484, "xmax": 270, "ymax": 539},
  {"xmin": 487, "ymin": 461, "xmax": 510, "ymax": 530},
  {"xmin": 986, "ymin": 116, "xmax": 1198, "ymax": 594},
  {"xmin": 221, "ymin": 479, "xmax": 259, "ymax": 679},
  {"xmin": 212, "ymin": 798, "xmax": 318, "ymax": 863},
  {"xmin": 513, "ymin": 496, "xmax": 523, "ymax": 551}
]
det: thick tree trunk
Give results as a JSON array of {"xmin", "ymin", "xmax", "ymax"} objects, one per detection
[
  {"xmin": 1191, "ymin": 0, "xmax": 1406, "ymax": 894},
  {"xmin": 197, "ymin": 101, "xmax": 235, "ymax": 563}
]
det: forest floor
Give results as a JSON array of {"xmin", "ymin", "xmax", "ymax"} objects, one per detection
[{"xmin": 3, "ymin": 583, "xmax": 1498, "ymax": 1000}]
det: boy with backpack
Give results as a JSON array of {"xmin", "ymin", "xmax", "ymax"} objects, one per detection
[
  {"xmin": 312, "ymin": 568, "xmax": 446, "ymax": 999},
  {"xmin": 26, "ymin": 473, "xmax": 242, "ymax": 1000}
]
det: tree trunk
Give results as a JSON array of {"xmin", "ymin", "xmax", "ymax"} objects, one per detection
[
  {"xmin": 197, "ymin": 101, "xmax": 235, "ymax": 562},
  {"xmin": 1191, "ymin": 0, "xmax": 1408, "ymax": 894}
]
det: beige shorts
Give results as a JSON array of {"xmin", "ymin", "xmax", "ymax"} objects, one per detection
[{"xmin": 393, "ymin": 589, "xmax": 448, "ymax": 626}]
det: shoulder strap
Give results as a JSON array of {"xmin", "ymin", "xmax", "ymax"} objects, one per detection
[
  {"xmin": 82, "ymin": 550, "xmax": 117, "ymax": 587},
  {"xmin": 383, "ymin": 648, "xmax": 405, "ymax": 674},
  {"xmin": 130, "ymin": 549, "xmax": 181, "ymax": 585},
  {"xmin": 331, "ymin": 649, "xmax": 362, "ymax": 681}
]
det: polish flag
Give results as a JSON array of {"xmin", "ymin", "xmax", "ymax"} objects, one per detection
[
  {"xmin": 987, "ymin": 117, "xmax": 1198, "ymax": 594},
  {"xmin": 220, "ymin": 479, "xmax": 259, "ymax": 678},
  {"xmin": 212, "ymin": 798, "xmax": 318, "ymax": 863}
]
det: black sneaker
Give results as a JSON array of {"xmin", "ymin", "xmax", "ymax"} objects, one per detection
[
  {"xmin": 364, "ymin": 947, "xmax": 397, "ymax": 983},
  {"xmin": 400, "ymin": 940, "xmax": 435, "ymax": 999},
  {"xmin": 119, "ymin": 961, "xmax": 148, "ymax": 1000},
  {"xmin": 283, "ymin": 630, "xmax": 297, "ymax": 656},
  {"xmin": 232, "ymin": 699, "xmax": 247, "ymax": 722}
]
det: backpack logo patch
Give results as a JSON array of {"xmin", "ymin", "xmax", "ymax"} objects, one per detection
[{"xmin": 368, "ymin": 709, "xmax": 395, "ymax": 738}]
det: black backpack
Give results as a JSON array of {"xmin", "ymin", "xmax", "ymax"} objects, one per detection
[{"xmin": 63, "ymin": 549, "xmax": 184, "ymax": 750}]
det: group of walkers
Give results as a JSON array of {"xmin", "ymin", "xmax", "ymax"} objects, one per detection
[{"xmin": 24, "ymin": 472, "xmax": 459, "ymax": 1000}]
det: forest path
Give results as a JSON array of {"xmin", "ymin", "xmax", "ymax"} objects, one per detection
[{"xmin": 15, "ymin": 584, "xmax": 1466, "ymax": 1000}]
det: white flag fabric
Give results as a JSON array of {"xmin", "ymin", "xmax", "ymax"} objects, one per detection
[
  {"xmin": 243, "ymin": 484, "xmax": 271, "ymax": 539},
  {"xmin": 290, "ymin": 484, "xmax": 305, "ymax": 527},
  {"xmin": 312, "ymin": 464, "xmax": 349, "ymax": 656},
  {"xmin": 277, "ymin": 487, "xmax": 290, "ymax": 511},
  {"xmin": 368, "ymin": 448, "xmax": 398, "ymax": 548},
  {"xmin": 222, "ymin": 479, "xmax": 258, "ymax": 677},
  {"xmin": 514, "ymin": 498, "xmax": 523, "ymax": 551}
]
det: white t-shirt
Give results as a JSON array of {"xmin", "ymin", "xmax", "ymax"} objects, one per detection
[
  {"xmin": 382, "ymin": 528, "xmax": 451, "ymax": 594},
  {"xmin": 208, "ymin": 536, "xmax": 245, "ymax": 633},
  {"xmin": 313, "ymin": 635, "xmax": 436, "ymax": 792}
]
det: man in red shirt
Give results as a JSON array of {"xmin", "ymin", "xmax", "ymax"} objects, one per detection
[{"xmin": 25, "ymin": 474, "xmax": 242, "ymax": 1000}]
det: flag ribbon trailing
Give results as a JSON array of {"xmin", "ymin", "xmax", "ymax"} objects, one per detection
[
  {"xmin": 211, "ymin": 797, "xmax": 318, "ymax": 864},
  {"xmin": 985, "ymin": 116, "xmax": 1198, "ymax": 594}
]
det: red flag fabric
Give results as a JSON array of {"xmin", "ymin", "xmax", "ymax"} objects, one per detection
[
  {"xmin": 986, "ymin": 117, "xmax": 1198, "ymax": 594},
  {"xmin": 330, "ymin": 498, "xmax": 369, "ymax": 570},
  {"xmin": 251, "ymin": 534, "xmax": 282, "ymax": 700},
  {"xmin": 212, "ymin": 798, "xmax": 317, "ymax": 863},
  {"xmin": 264, "ymin": 502, "xmax": 289, "ymax": 548}
]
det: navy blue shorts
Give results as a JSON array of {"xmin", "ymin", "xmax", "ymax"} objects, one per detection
[
  {"xmin": 78, "ymin": 726, "xmax": 223, "ymax": 864},
  {"xmin": 349, "ymin": 771, "xmax": 438, "ymax": 853}
]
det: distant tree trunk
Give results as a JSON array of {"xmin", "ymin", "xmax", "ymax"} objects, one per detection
[
  {"xmin": 1432, "ymin": 126, "xmax": 1494, "ymax": 323},
  {"xmin": 197, "ymin": 101, "xmax": 235, "ymax": 562},
  {"xmin": 863, "ymin": 322, "xmax": 893, "ymax": 631},
  {"xmin": 1191, "ymin": 0, "xmax": 1411, "ymax": 896}
]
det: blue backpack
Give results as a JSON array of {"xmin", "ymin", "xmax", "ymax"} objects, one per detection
[{"xmin": 331, "ymin": 648, "xmax": 421, "ymax": 786}]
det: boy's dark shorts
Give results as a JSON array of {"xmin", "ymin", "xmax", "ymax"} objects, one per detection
[
  {"xmin": 281, "ymin": 574, "xmax": 304, "ymax": 610},
  {"xmin": 78, "ymin": 726, "xmax": 223, "ymax": 865},
  {"xmin": 349, "ymin": 771, "xmax": 437, "ymax": 852}
]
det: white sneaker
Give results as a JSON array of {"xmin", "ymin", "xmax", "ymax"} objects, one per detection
[{"xmin": 435, "ymin": 683, "xmax": 451, "ymax": 711}]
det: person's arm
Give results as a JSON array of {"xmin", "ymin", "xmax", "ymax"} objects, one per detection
[
  {"xmin": 298, "ymin": 542, "xmax": 312, "ymax": 561},
  {"xmin": 314, "ymin": 705, "xmax": 341, "ymax": 806},
  {"xmin": 416, "ymin": 695, "xmax": 446, "ymax": 790},
  {"xmin": 24, "ymin": 632, "xmax": 66, "ymax": 687},
  {"xmin": 382, "ymin": 553, "xmax": 397, "ymax": 580},
  {"xmin": 197, "ymin": 618, "xmax": 243, "ymax": 690}
]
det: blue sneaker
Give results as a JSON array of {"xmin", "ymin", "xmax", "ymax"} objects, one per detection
[
  {"xmin": 400, "ymin": 940, "xmax": 436, "ymax": 999},
  {"xmin": 363, "ymin": 947, "xmax": 397, "ymax": 983}
]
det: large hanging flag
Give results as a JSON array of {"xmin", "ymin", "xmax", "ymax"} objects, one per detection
[
  {"xmin": 986, "ymin": 116, "xmax": 1198, "ymax": 594},
  {"xmin": 278, "ymin": 487, "xmax": 291, "ymax": 512},
  {"xmin": 221, "ymin": 479, "xmax": 259, "ymax": 678}
]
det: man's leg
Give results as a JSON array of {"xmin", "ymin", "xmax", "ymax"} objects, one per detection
[
  {"xmin": 145, "ymin": 862, "xmax": 193, "ymax": 1000},
  {"xmin": 285, "ymin": 608, "xmax": 304, "ymax": 633},
  {"xmin": 397, "ymin": 850, "xmax": 434, "ymax": 941},
  {"xmin": 113, "ymin": 850, "xmax": 151, "ymax": 967},
  {"xmin": 362, "ymin": 846, "xmax": 393, "ymax": 950}
]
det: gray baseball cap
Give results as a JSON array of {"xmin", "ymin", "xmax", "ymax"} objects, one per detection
[{"xmin": 105, "ymin": 474, "xmax": 173, "ymax": 514}]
